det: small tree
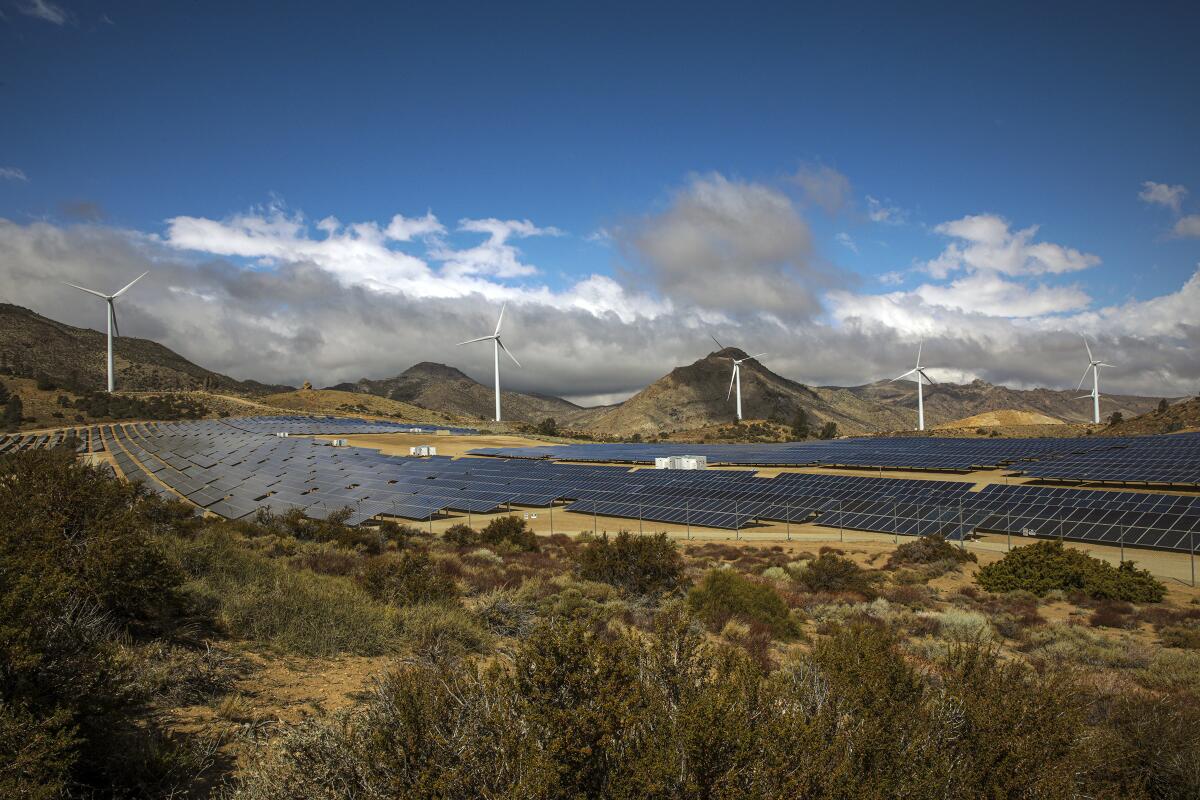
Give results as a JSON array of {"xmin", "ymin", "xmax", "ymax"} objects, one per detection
[
  {"xmin": 1108, "ymin": 411, "xmax": 1124, "ymax": 426},
  {"xmin": 1157, "ymin": 398, "xmax": 1170, "ymax": 413},
  {"xmin": 536, "ymin": 417, "xmax": 558, "ymax": 436},
  {"xmin": 3, "ymin": 394, "xmax": 22, "ymax": 429},
  {"xmin": 791, "ymin": 407, "xmax": 810, "ymax": 440},
  {"xmin": 0, "ymin": 380, "xmax": 8, "ymax": 405},
  {"xmin": 819, "ymin": 421, "xmax": 839, "ymax": 439}
]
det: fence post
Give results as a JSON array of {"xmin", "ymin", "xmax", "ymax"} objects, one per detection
[
  {"xmin": 1119, "ymin": 523, "xmax": 1124, "ymax": 564},
  {"xmin": 1006, "ymin": 508, "xmax": 1012, "ymax": 552},
  {"xmin": 593, "ymin": 499, "xmax": 597, "ymax": 535},
  {"xmin": 639, "ymin": 502, "xmax": 643, "ymax": 536},
  {"xmin": 549, "ymin": 502, "xmax": 553, "ymax": 536},
  {"xmin": 1058, "ymin": 507, "xmax": 1064, "ymax": 543},
  {"xmin": 839, "ymin": 498, "xmax": 844, "ymax": 543},
  {"xmin": 1192, "ymin": 528, "xmax": 1195, "ymax": 588},
  {"xmin": 785, "ymin": 498, "xmax": 791, "ymax": 542},
  {"xmin": 958, "ymin": 499, "xmax": 965, "ymax": 551},
  {"xmin": 735, "ymin": 499, "xmax": 740, "ymax": 541},
  {"xmin": 686, "ymin": 498, "xmax": 691, "ymax": 541},
  {"xmin": 892, "ymin": 498, "xmax": 898, "ymax": 544}
]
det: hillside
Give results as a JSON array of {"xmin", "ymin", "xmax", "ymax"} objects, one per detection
[
  {"xmin": 0, "ymin": 303, "xmax": 287, "ymax": 395},
  {"xmin": 569, "ymin": 348, "xmax": 913, "ymax": 437},
  {"xmin": 934, "ymin": 409, "xmax": 1064, "ymax": 429},
  {"xmin": 1101, "ymin": 396, "xmax": 1200, "ymax": 436},
  {"xmin": 259, "ymin": 388, "xmax": 477, "ymax": 426},
  {"xmin": 327, "ymin": 362, "xmax": 586, "ymax": 424},
  {"xmin": 844, "ymin": 377, "xmax": 1163, "ymax": 427}
]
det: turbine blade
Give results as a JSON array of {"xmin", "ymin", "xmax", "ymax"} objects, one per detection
[
  {"xmin": 748, "ymin": 352, "xmax": 767, "ymax": 361},
  {"xmin": 497, "ymin": 338, "xmax": 520, "ymax": 367},
  {"xmin": 1098, "ymin": 363, "xmax": 1115, "ymax": 368},
  {"xmin": 710, "ymin": 333, "xmax": 725, "ymax": 351},
  {"xmin": 61, "ymin": 281, "xmax": 109, "ymax": 299},
  {"xmin": 1082, "ymin": 334, "xmax": 1093, "ymax": 363},
  {"xmin": 457, "ymin": 335, "xmax": 495, "ymax": 346},
  {"xmin": 919, "ymin": 368, "xmax": 936, "ymax": 385},
  {"xmin": 494, "ymin": 303, "xmax": 506, "ymax": 336},
  {"xmin": 916, "ymin": 339, "xmax": 923, "ymax": 367},
  {"xmin": 113, "ymin": 271, "xmax": 149, "ymax": 298},
  {"xmin": 1075, "ymin": 366, "xmax": 1091, "ymax": 391},
  {"xmin": 890, "ymin": 368, "xmax": 918, "ymax": 382},
  {"xmin": 1075, "ymin": 394, "xmax": 1093, "ymax": 401},
  {"xmin": 727, "ymin": 366, "xmax": 736, "ymax": 401},
  {"xmin": 111, "ymin": 303, "xmax": 120, "ymax": 338}
]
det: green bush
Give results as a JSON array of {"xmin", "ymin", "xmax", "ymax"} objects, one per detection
[
  {"xmin": 793, "ymin": 552, "xmax": 874, "ymax": 595},
  {"xmin": 575, "ymin": 531, "xmax": 685, "ymax": 595},
  {"xmin": 887, "ymin": 534, "xmax": 976, "ymax": 568},
  {"xmin": 687, "ymin": 569, "xmax": 797, "ymax": 638},
  {"xmin": 443, "ymin": 522, "xmax": 479, "ymax": 547},
  {"xmin": 358, "ymin": 551, "xmax": 459, "ymax": 606},
  {"xmin": 976, "ymin": 541, "xmax": 1165, "ymax": 602},
  {"xmin": 479, "ymin": 515, "xmax": 539, "ymax": 552}
]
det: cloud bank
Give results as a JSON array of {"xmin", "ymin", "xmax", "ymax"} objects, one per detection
[{"xmin": 1, "ymin": 173, "xmax": 1197, "ymax": 404}]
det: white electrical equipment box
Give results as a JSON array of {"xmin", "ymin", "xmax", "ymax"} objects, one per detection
[
  {"xmin": 654, "ymin": 455, "xmax": 707, "ymax": 470},
  {"xmin": 409, "ymin": 445, "xmax": 437, "ymax": 456}
]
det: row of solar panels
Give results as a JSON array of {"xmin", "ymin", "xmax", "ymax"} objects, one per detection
[
  {"xmin": 223, "ymin": 415, "xmax": 477, "ymax": 436},
  {"xmin": 0, "ymin": 426, "xmax": 108, "ymax": 454},
  {"xmin": 96, "ymin": 418, "xmax": 1200, "ymax": 555},
  {"xmin": 472, "ymin": 432, "xmax": 1200, "ymax": 486}
]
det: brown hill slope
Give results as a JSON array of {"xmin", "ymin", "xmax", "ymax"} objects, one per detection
[
  {"xmin": 843, "ymin": 378, "xmax": 1163, "ymax": 427},
  {"xmin": 570, "ymin": 348, "xmax": 913, "ymax": 437},
  {"xmin": 0, "ymin": 303, "xmax": 287, "ymax": 395},
  {"xmin": 934, "ymin": 409, "xmax": 1064, "ymax": 429},
  {"xmin": 327, "ymin": 362, "xmax": 585, "ymax": 424},
  {"xmin": 1101, "ymin": 396, "xmax": 1200, "ymax": 436},
  {"xmin": 259, "ymin": 388, "xmax": 476, "ymax": 426}
]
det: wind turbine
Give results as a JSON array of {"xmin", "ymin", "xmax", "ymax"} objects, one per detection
[
  {"xmin": 711, "ymin": 335, "xmax": 766, "ymax": 422},
  {"xmin": 62, "ymin": 272, "xmax": 148, "ymax": 393},
  {"xmin": 458, "ymin": 303, "xmax": 520, "ymax": 422},
  {"xmin": 891, "ymin": 340, "xmax": 936, "ymax": 431},
  {"xmin": 1076, "ymin": 335, "xmax": 1114, "ymax": 424}
]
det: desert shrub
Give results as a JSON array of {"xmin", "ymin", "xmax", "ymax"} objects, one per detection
[
  {"xmin": 358, "ymin": 551, "xmax": 459, "ymax": 607},
  {"xmin": 471, "ymin": 590, "xmax": 539, "ymax": 638},
  {"xmin": 173, "ymin": 529, "xmax": 399, "ymax": 656},
  {"xmin": 886, "ymin": 533, "xmax": 976, "ymax": 569},
  {"xmin": 976, "ymin": 541, "xmax": 1165, "ymax": 602},
  {"xmin": 443, "ymin": 522, "xmax": 479, "ymax": 547},
  {"xmin": 1093, "ymin": 691, "xmax": 1200, "ymax": 798},
  {"xmin": 1134, "ymin": 650, "xmax": 1200, "ymax": 696},
  {"xmin": 574, "ymin": 531, "xmax": 685, "ymax": 595},
  {"xmin": 1020, "ymin": 624, "xmax": 1152, "ymax": 670},
  {"xmin": 397, "ymin": 603, "xmax": 491, "ymax": 664},
  {"xmin": 918, "ymin": 608, "xmax": 994, "ymax": 640},
  {"xmin": 792, "ymin": 552, "xmax": 874, "ymax": 595},
  {"xmin": 688, "ymin": 569, "xmax": 798, "ymax": 639},
  {"xmin": 0, "ymin": 703, "xmax": 76, "ymax": 800},
  {"xmin": 479, "ymin": 515, "xmax": 539, "ymax": 552},
  {"xmin": 1160, "ymin": 623, "xmax": 1200, "ymax": 650},
  {"xmin": 1089, "ymin": 599, "xmax": 1136, "ymax": 629}
]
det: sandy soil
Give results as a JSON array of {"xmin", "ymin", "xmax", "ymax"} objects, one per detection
[{"xmin": 935, "ymin": 409, "xmax": 1064, "ymax": 428}]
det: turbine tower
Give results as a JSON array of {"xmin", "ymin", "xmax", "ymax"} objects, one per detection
[
  {"xmin": 458, "ymin": 303, "xmax": 520, "ymax": 422},
  {"xmin": 1076, "ymin": 335, "xmax": 1114, "ymax": 424},
  {"xmin": 712, "ymin": 335, "xmax": 766, "ymax": 422},
  {"xmin": 891, "ymin": 340, "xmax": 936, "ymax": 431},
  {"xmin": 62, "ymin": 272, "xmax": 148, "ymax": 393}
]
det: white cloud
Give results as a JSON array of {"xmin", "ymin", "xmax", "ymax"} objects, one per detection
[
  {"xmin": 1172, "ymin": 215, "xmax": 1200, "ymax": 238},
  {"xmin": 384, "ymin": 212, "xmax": 444, "ymax": 242},
  {"xmin": 619, "ymin": 172, "xmax": 838, "ymax": 317},
  {"xmin": 926, "ymin": 214, "xmax": 1099, "ymax": 277},
  {"xmin": 866, "ymin": 195, "xmax": 903, "ymax": 224},
  {"xmin": 792, "ymin": 164, "xmax": 853, "ymax": 214},
  {"xmin": 432, "ymin": 218, "xmax": 562, "ymax": 279},
  {"xmin": 878, "ymin": 271, "xmax": 905, "ymax": 286},
  {"xmin": 0, "ymin": 167, "xmax": 28, "ymax": 183},
  {"xmin": 18, "ymin": 0, "xmax": 68, "ymax": 24},
  {"xmin": 1139, "ymin": 181, "xmax": 1187, "ymax": 214},
  {"xmin": 912, "ymin": 272, "xmax": 1090, "ymax": 318},
  {"xmin": 836, "ymin": 232, "xmax": 858, "ymax": 253}
]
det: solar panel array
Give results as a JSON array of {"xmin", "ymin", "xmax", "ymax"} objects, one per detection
[
  {"xmin": 0, "ymin": 426, "xmax": 107, "ymax": 454},
  {"xmin": 471, "ymin": 432, "xmax": 1200, "ymax": 486},
  {"xmin": 223, "ymin": 415, "xmax": 476, "ymax": 436}
]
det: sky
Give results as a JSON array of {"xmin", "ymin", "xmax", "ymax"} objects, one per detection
[{"xmin": 1, "ymin": 0, "xmax": 1198, "ymax": 405}]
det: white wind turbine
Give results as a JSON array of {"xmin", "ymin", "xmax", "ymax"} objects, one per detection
[
  {"xmin": 711, "ymin": 335, "xmax": 766, "ymax": 422},
  {"xmin": 1076, "ymin": 335, "xmax": 1114, "ymax": 424},
  {"xmin": 62, "ymin": 272, "xmax": 149, "ymax": 393},
  {"xmin": 458, "ymin": 303, "xmax": 520, "ymax": 422},
  {"xmin": 891, "ymin": 340, "xmax": 936, "ymax": 431}
]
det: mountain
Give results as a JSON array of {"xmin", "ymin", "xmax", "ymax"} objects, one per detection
[
  {"xmin": 0, "ymin": 303, "xmax": 288, "ymax": 395},
  {"xmin": 1100, "ymin": 396, "xmax": 1200, "ymax": 436},
  {"xmin": 568, "ymin": 348, "xmax": 913, "ymax": 436},
  {"xmin": 327, "ymin": 362, "xmax": 587, "ymax": 424},
  {"xmin": 842, "ymin": 378, "xmax": 1164, "ymax": 427},
  {"xmin": 565, "ymin": 350, "xmax": 1170, "ymax": 437}
]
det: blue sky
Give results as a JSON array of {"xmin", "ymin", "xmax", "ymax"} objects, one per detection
[{"xmin": 1, "ymin": 1, "xmax": 1198, "ymax": 400}]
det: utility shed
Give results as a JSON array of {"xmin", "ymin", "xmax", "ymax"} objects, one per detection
[
  {"xmin": 654, "ymin": 454, "xmax": 707, "ymax": 470},
  {"xmin": 410, "ymin": 445, "xmax": 437, "ymax": 456}
]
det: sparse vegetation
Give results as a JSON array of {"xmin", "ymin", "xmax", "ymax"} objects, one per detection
[{"xmin": 3, "ymin": 450, "xmax": 1198, "ymax": 798}]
